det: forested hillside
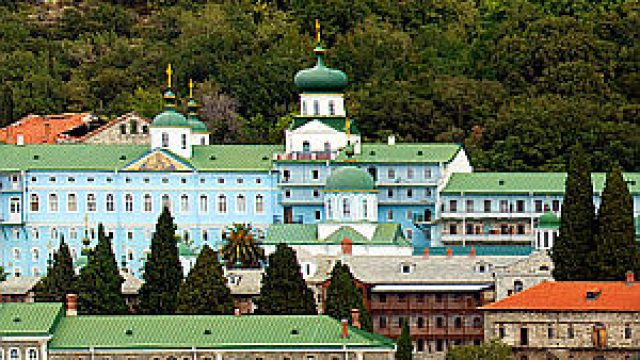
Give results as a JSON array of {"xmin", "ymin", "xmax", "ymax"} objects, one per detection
[{"xmin": 0, "ymin": 0, "xmax": 637, "ymax": 171}]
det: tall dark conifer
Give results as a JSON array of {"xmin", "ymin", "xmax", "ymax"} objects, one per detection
[
  {"xmin": 592, "ymin": 165, "xmax": 638, "ymax": 280},
  {"xmin": 33, "ymin": 236, "xmax": 76, "ymax": 302},
  {"xmin": 325, "ymin": 261, "xmax": 372, "ymax": 332},
  {"xmin": 138, "ymin": 207, "xmax": 183, "ymax": 314},
  {"xmin": 0, "ymin": 84, "xmax": 14, "ymax": 127},
  {"xmin": 395, "ymin": 318, "xmax": 413, "ymax": 360},
  {"xmin": 76, "ymin": 223, "xmax": 128, "ymax": 314},
  {"xmin": 255, "ymin": 243, "xmax": 316, "ymax": 314},
  {"xmin": 551, "ymin": 144, "xmax": 597, "ymax": 280},
  {"xmin": 176, "ymin": 245, "xmax": 234, "ymax": 314}
]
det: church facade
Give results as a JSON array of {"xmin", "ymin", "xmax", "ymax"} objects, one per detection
[{"xmin": 1, "ymin": 41, "xmax": 639, "ymax": 280}]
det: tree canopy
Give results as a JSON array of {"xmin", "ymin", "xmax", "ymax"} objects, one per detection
[
  {"xmin": 324, "ymin": 261, "xmax": 372, "ymax": 332},
  {"xmin": 0, "ymin": 0, "xmax": 637, "ymax": 171},
  {"xmin": 33, "ymin": 236, "xmax": 76, "ymax": 303}
]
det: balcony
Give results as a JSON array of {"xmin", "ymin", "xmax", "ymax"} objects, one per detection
[
  {"xmin": 274, "ymin": 151, "xmax": 336, "ymax": 161},
  {"xmin": 277, "ymin": 193, "xmax": 322, "ymax": 205},
  {"xmin": 441, "ymin": 211, "xmax": 535, "ymax": 219},
  {"xmin": 272, "ymin": 215, "xmax": 304, "ymax": 224},
  {"xmin": 441, "ymin": 234, "xmax": 533, "ymax": 243}
]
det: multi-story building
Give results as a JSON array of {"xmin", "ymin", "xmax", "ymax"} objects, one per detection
[
  {"xmin": 482, "ymin": 274, "xmax": 640, "ymax": 359},
  {"xmin": 0, "ymin": 38, "xmax": 639, "ymax": 280},
  {"xmin": 0, "ymin": 300, "xmax": 395, "ymax": 360}
]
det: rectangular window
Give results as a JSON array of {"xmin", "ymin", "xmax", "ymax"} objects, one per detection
[
  {"xmin": 312, "ymin": 170, "xmax": 319, "ymax": 180},
  {"xmin": 516, "ymin": 200, "xmax": 525, "ymax": 212},
  {"xmin": 181, "ymin": 134, "xmax": 187, "ymax": 149},
  {"xmin": 625, "ymin": 325, "xmax": 632, "ymax": 339},
  {"xmin": 387, "ymin": 169, "xmax": 395, "ymax": 179},
  {"xmin": 499, "ymin": 200, "xmax": 509, "ymax": 213},
  {"xmin": 387, "ymin": 188, "xmax": 394, "ymax": 198},
  {"xmin": 424, "ymin": 168, "xmax": 432, "ymax": 179},
  {"xmin": 449, "ymin": 223, "xmax": 458, "ymax": 235},
  {"xmin": 387, "ymin": 210, "xmax": 394, "ymax": 220},
  {"xmin": 484, "ymin": 200, "xmax": 492, "ymax": 213},
  {"xmin": 552, "ymin": 200, "xmax": 561, "ymax": 212},
  {"xmin": 67, "ymin": 194, "xmax": 77, "ymax": 212},
  {"xmin": 315, "ymin": 210, "xmax": 321, "ymax": 220},
  {"xmin": 466, "ymin": 199, "xmax": 474, "ymax": 212},
  {"xmin": 517, "ymin": 225, "xmax": 525, "ymax": 235},
  {"xmin": 48, "ymin": 193, "xmax": 58, "ymax": 212},
  {"xmin": 567, "ymin": 325, "xmax": 574, "ymax": 339},
  {"xmin": 407, "ymin": 168, "xmax": 414, "ymax": 179},
  {"xmin": 87, "ymin": 194, "xmax": 96, "ymax": 212},
  {"xmin": 535, "ymin": 200, "xmax": 543, "ymax": 212},
  {"xmin": 548, "ymin": 325, "xmax": 555, "ymax": 339},
  {"xmin": 520, "ymin": 327, "xmax": 529, "ymax": 346},
  {"xmin": 379, "ymin": 316, "xmax": 387, "ymax": 329},
  {"xmin": 379, "ymin": 294, "xmax": 386, "ymax": 302},
  {"xmin": 283, "ymin": 170, "xmax": 290, "ymax": 182},
  {"xmin": 449, "ymin": 200, "xmax": 458, "ymax": 212},
  {"xmin": 499, "ymin": 325, "xmax": 506, "ymax": 338}
]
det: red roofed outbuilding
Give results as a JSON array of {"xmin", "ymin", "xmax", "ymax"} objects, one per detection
[{"xmin": 0, "ymin": 113, "xmax": 96, "ymax": 144}]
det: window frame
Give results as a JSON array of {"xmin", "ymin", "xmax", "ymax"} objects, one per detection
[{"xmin": 86, "ymin": 193, "xmax": 97, "ymax": 212}]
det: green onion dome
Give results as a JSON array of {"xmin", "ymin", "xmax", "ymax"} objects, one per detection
[
  {"xmin": 294, "ymin": 45, "xmax": 348, "ymax": 93},
  {"xmin": 151, "ymin": 90, "xmax": 189, "ymax": 128},
  {"xmin": 325, "ymin": 166, "xmax": 375, "ymax": 192},
  {"xmin": 186, "ymin": 98, "xmax": 208, "ymax": 133},
  {"xmin": 537, "ymin": 211, "xmax": 560, "ymax": 229}
]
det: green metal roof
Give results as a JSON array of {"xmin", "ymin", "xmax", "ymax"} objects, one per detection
[
  {"xmin": 442, "ymin": 172, "xmax": 640, "ymax": 194},
  {"xmin": 290, "ymin": 116, "xmax": 361, "ymax": 134},
  {"xmin": 48, "ymin": 314, "xmax": 394, "ymax": 350},
  {"xmin": 325, "ymin": 167, "xmax": 375, "ymax": 191},
  {"xmin": 294, "ymin": 46, "xmax": 348, "ymax": 93},
  {"xmin": 335, "ymin": 143, "xmax": 462, "ymax": 164},
  {"xmin": 0, "ymin": 144, "xmax": 281, "ymax": 172},
  {"xmin": 537, "ymin": 212, "xmax": 560, "ymax": 229},
  {"xmin": 151, "ymin": 109, "xmax": 189, "ymax": 128},
  {"xmin": 0, "ymin": 302, "xmax": 63, "ymax": 336},
  {"xmin": 264, "ymin": 224, "xmax": 410, "ymax": 246}
]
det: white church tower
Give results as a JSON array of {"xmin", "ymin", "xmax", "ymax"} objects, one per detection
[{"xmin": 284, "ymin": 21, "xmax": 361, "ymax": 158}]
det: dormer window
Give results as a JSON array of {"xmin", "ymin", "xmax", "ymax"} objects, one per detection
[{"xmin": 400, "ymin": 263, "xmax": 415, "ymax": 274}]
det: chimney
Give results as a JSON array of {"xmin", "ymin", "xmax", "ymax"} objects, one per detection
[
  {"xmin": 387, "ymin": 135, "xmax": 396, "ymax": 146},
  {"xmin": 446, "ymin": 247, "xmax": 453, "ymax": 258},
  {"xmin": 66, "ymin": 294, "xmax": 78, "ymax": 316},
  {"xmin": 351, "ymin": 308, "xmax": 361, "ymax": 329},
  {"xmin": 469, "ymin": 246, "xmax": 476, "ymax": 258},
  {"xmin": 341, "ymin": 318, "xmax": 349, "ymax": 338},
  {"xmin": 423, "ymin": 247, "xmax": 429, "ymax": 258},
  {"xmin": 16, "ymin": 134, "xmax": 24, "ymax": 146},
  {"xmin": 626, "ymin": 271, "xmax": 635, "ymax": 285},
  {"xmin": 234, "ymin": 308, "xmax": 241, "ymax": 316}
]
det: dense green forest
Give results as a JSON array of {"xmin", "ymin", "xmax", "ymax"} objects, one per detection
[{"xmin": 0, "ymin": 0, "xmax": 638, "ymax": 171}]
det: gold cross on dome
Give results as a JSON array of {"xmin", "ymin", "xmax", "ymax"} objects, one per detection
[
  {"xmin": 189, "ymin": 78, "xmax": 194, "ymax": 98},
  {"xmin": 166, "ymin": 64, "xmax": 173, "ymax": 88},
  {"xmin": 315, "ymin": 19, "xmax": 321, "ymax": 43}
]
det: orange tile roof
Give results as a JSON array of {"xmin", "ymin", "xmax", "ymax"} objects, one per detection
[
  {"xmin": 481, "ymin": 281, "xmax": 640, "ymax": 312},
  {"xmin": 0, "ymin": 113, "xmax": 92, "ymax": 144}
]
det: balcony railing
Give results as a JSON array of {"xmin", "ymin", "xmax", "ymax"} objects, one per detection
[
  {"xmin": 441, "ymin": 234, "xmax": 533, "ymax": 242},
  {"xmin": 441, "ymin": 211, "xmax": 537, "ymax": 218},
  {"xmin": 274, "ymin": 151, "xmax": 336, "ymax": 161}
]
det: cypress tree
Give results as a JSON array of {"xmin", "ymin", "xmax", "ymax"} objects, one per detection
[
  {"xmin": 255, "ymin": 243, "xmax": 316, "ymax": 314},
  {"xmin": 176, "ymin": 245, "xmax": 234, "ymax": 314},
  {"xmin": 395, "ymin": 318, "xmax": 412, "ymax": 360},
  {"xmin": 0, "ymin": 84, "xmax": 14, "ymax": 128},
  {"xmin": 138, "ymin": 207, "xmax": 183, "ymax": 314},
  {"xmin": 551, "ymin": 144, "xmax": 597, "ymax": 280},
  {"xmin": 33, "ymin": 236, "xmax": 76, "ymax": 302},
  {"xmin": 592, "ymin": 165, "xmax": 638, "ymax": 280},
  {"xmin": 76, "ymin": 223, "xmax": 128, "ymax": 314},
  {"xmin": 0, "ymin": 266, "xmax": 6, "ymax": 281},
  {"xmin": 325, "ymin": 261, "xmax": 373, "ymax": 332}
]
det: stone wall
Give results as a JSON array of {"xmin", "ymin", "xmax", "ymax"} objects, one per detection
[
  {"xmin": 494, "ymin": 251, "xmax": 553, "ymax": 300},
  {"xmin": 82, "ymin": 113, "xmax": 151, "ymax": 145},
  {"xmin": 484, "ymin": 310, "xmax": 640, "ymax": 359}
]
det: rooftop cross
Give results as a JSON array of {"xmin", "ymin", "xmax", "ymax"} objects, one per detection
[
  {"xmin": 166, "ymin": 64, "xmax": 173, "ymax": 88},
  {"xmin": 315, "ymin": 19, "xmax": 321, "ymax": 44}
]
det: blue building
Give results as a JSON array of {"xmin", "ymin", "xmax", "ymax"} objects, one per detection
[{"xmin": 1, "ymin": 43, "xmax": 639, "ymax": 280}]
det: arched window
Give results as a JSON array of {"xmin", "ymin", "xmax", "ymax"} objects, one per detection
[
  {"xmin": 514, "ymin": 280, "xmax": 524, "ymax": 293},
  {"xmin": 125, "ymin": 194, "xmax": 134, "ymax": 212},
  {"xmin": 218, "ymin": 195, "xmax": 227, "ymax": 213},
  {"xmin": 236, "ymin": 194, "xmax": 246, "ymax": 213},
  {"xmin": 302, "ymin": 141, "xmax": 310, "ymax": 153},
  {"xmin": 67, "ymin": 193, "xmax": 77, "ymax": 212},
  {"xmin": 9, "ymin": 348, "xmax": 20, "ymax": 360},
  {"xmin": 86, "ymin": 194, "xmax": 96, "ymax": 212},
  {"xmin": 144, "ymin": 194, "xmax": 152, "ymax": 212},
  {"xmin": 130, "ymin": 120, "xmax": 138, "ymax": 134},
  {"xmin": 120, "ymin": 123, "xmax": 127, "ymax": 135},
  {"xmin": 199, "ymin": 195, "xmax": 208, "ymax": 213},
  {"xmin": 106, "ymin": 194, "xmax": 115, "ymax": 212},
  {"xmin": 13, "ymin": 248, "xmax": 20, "ymax": 260},
  {"xmin": 313, "ymin": 100, "xmax": 319, "ymax": 115},
  {"xmin": 48, "ymin": 193, "xmax": 58, "ymax": 212},
  {"xmin": 10, "ymin": 197, "xmax": 20, "ymax": 213},
  {"xmin": 342, "ymin": 198, "xmax": 350, "ymax": 218},
  {"xmin": 180, "ymin": 194, "xmax": 189, "ymax": 213},
  {"xmin": 328, "ymin": 100, "xmax": 335, "ymax": 115},
  {"xmin": 162, "ymin": 132, "xmax": 169, "ymax": 147},
  {"xmin": 181, "ymin": 134, "xmax": 187, "ymax": 149},
  {"xmin": 28, "ymin": 349, "xmax": 38, "ymax": 360},
  {"xmin": 161, "ymin": 194, "xmax": 171, "ymax": 211},
  {"xmin": 255, "ymin": 194, "xmax": 264, "ymax": 214},
  {"xmin": 30, "ymin": 194, "xmax": 39, "ymax": 212},
  {"xmin": 51, "ymin": 227, "xmax": 58, "ymax": 240},
  {"xmin": 32, "ymin": 248, "xmax": 39, "ymax": 261}
]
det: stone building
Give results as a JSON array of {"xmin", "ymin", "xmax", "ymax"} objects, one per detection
[
  {"xmin": 493, "ymin": 250, "xmax": 553, "ymax": 300},
  {"xmin": 0, "ymin": 300, "xmax": 395, "ymax": 360},
  {"xmin": 482, "ymin": 275, "xmax": 640, "ymax": 359},
  {"xmin": 59, "ymin": 112, "xmax": 152, "ymax": 145}
]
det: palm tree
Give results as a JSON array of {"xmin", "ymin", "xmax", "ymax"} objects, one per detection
[{"xmin": 221, "ymin": 224, "xmax": 265, "ymax": 269}]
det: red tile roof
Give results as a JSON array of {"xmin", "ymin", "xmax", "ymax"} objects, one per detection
[
  {"xmin": 0, "ymin": 113, "xmax": 93, "ymax": 144},
  {"xmin": 482, "ymin": 281, "xmax": 640, "ymax": 312}
]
